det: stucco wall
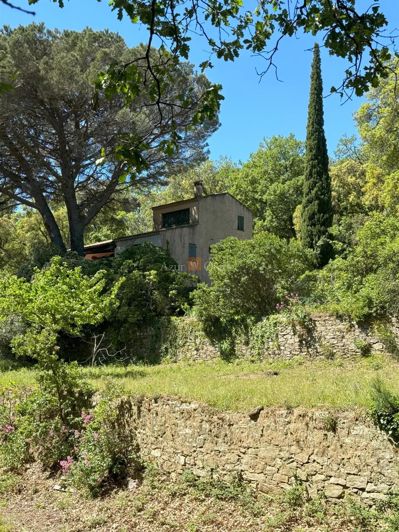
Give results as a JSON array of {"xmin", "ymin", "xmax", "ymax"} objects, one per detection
[
  {"xmin": 132, "ymin": 397, "xmax": 398, "ymax": 502},
  {"xmin": 113, "ymin": 193, "xmax": 253, "ymax": 282},
  {"xmin": 154, "ymin": 194, "xmax": 253, "ymax": 282}
]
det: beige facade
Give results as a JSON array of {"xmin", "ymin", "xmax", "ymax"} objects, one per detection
[{"xmin": 86, "ymin": 191, "xmax": 253, "ymax": 283}]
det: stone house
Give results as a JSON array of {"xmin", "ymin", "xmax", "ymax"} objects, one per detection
[{"xmin": 84, "ymin": 182, "xmax": 253, "ymax": 282}]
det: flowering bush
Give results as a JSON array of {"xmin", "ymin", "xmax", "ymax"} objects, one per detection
[
  {"xmin": 0, "ymin": 362, "xmax": 93, "ymax": 471},
  {"xmin": 59, "ymin": 456, "xmax": 74, "ymax": 474},
  {"xmin": 69, "ymin": 388, "xmax": 142, "ymax": 497}
]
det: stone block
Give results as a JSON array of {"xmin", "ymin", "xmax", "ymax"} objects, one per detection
[
  {"xmin": 365, "ymin": 483, "xmax": 390, "ymax": 493},
  {"xmin": 347, "ymin": 475, "xmax": 368, "ymax": 490},
  {"xmin": 325, "ymin": 484, "xmax": 344, "ymax": 498}
]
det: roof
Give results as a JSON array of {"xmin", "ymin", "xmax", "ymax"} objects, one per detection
[
  {"xmin": 84, "ymin": 239, "xmax": 115, "ymax": 251},
  {"xmin": 116, "ymin": 230, "xmax": 160, "ymax": 242},
  {"xmin": 152, "ymin": 192, "xmax": 252, "ymax": 213}
]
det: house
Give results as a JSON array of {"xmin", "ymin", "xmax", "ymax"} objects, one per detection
[{"xmin": 84, "ymin": 182, "xmax": 253, "ymax": 282}]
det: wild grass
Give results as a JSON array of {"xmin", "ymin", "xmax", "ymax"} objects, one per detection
[{"xmin": 1, "ymin": 354, "xmax": 399, "ymax": 412}]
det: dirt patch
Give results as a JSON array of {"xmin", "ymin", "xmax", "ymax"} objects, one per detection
[{"xmin": 0, "ymin": 466, "xmax": 395, "ymax": 531}]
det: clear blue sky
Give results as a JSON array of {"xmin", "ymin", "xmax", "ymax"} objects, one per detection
[{"xmin": 1, "ymin": 0, "xmax": 398, "ymax": 163}]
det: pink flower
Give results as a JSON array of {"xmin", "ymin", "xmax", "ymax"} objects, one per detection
[
  {"xmin": 81, "ymin": 412, "xmax": 93, "ymax": 425},
  {"xmin": 2, "ymin": 424, "xmax": 15, "ymax": 434},
  {"xmin": 59, "ymin": 456, "xmax": 74, "ymax": 474}
]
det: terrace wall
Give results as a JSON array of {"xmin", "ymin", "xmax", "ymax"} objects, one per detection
[
  {"xmin": 132, "ymin": 396, "xmax": 399, "ymax": 503},
  {"xmin": 159, "ymin": 314, "xmax": 399, "ymax": 361}
]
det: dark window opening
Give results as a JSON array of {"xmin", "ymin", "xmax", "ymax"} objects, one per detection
[
  {"xmin": 189, "ymin": 243, "xmax": 197, "ymax": 258},
  {"xmin": 237, "ymin": 215, "xmax": 244, "ymax": 231},
  {"xmin": 162, "ymin": 208, "xmax": 190, "ymax": 228}
]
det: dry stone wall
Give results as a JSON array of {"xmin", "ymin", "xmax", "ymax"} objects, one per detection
[
  {"xmin": 254, "ymin": 313, "xmax": 399, "ymax": 359},
  {"xmin": 160, "ymin": 314, "xmax": 399, "ymax": 361},
  {"xmin": 133, "ymin": 397, "xmax": 398, "ymax": 503}
]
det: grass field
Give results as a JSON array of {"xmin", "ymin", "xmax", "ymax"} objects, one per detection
[{"xmin": 1, "ymin": 353, "xmax": 398, "ymax": 412}]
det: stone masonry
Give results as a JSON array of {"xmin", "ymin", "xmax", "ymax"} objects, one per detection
[
  {"xmin": 161, "ymin": 314, "xmax": 399, "ymax": 361},
  {"xmin": 132, "ymin": 397, "xmax": 399, "ymax": 503}
]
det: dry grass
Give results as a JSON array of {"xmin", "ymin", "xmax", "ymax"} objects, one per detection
[
  {"xmin": 1, "ymin": 465, "xmax": 398, "ymax": 531},
  {"xmin": 1, "ymin": 353, "xmax": 399, "ymax": 412}
]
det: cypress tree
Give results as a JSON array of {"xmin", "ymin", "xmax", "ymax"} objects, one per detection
[{"xmin": 301, "ymin": 43, "xmax": 333, "ymax": 267}]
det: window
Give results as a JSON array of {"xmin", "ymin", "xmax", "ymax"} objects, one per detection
[
  {"xmin": 188, "ymin": 243, "xmax": 201, "ymax": 272},
  {"xmin": 162, "ymin": 208, "xmax": 190, "ymax": 228},
  {"xmin": 188, "ymin": 243, "xmax": 197, "ymax": 258},
  {"xmin": 237, "ymin": 215, "xmax": 244, "ymax": 231}
]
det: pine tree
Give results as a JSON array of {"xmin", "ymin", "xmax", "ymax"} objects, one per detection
[{"xmin": 301, "ymin": 43, "xmax": 333, "ymax": 267}]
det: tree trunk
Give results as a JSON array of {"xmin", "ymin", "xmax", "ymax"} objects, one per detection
[
  {"xmin": 64, "ymin": 188, "xmax": 85, "ymax": 255},
  {"xmin": 33, "ymin": 193, "xmax": 67, "ymax": 254},
  {"xmin": 69, "ymin": 219, "xmax": 85, "ymax": 256}
]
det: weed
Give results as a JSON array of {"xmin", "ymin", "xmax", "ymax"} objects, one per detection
[
  {"xmin": 375, "ymin": 324, "xmax": 399, "ymax": 359},
  {"xmin": 179, "ymin": 470, "xmax": 261, "ymax": 514},
  {"xmin": 370, "ymin": 378, "xmax": 399, "ymax": 445},
  {"xmin": 322, "ymin": 413, "xmax": 338, "ymax": 433},
  {"xmin": 0, "ymin": 473, "xmax": 18, "ymax": 496},
  {"xmin": 345, "ymin": 498, "xmax": 379, "ymax": 530},
  {"xmin": 318, "ymin": 342, "xmax": 336, "ymax": 360},
  {"xmin": 354, "ymin": 338, "xmax": 372, "ymax": 357},
  {"xmin": 283, "ymin": 482, "xmax": 307, "ymax": 509}
]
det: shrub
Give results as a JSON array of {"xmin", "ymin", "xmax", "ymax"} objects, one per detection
[
  {"xmin": 310, "ymin": 214, "xmax": 399, "ymax": 321},
  {"xmin": 0, "ymin": 362, "xmax": 93, "ymax": 471},
  {"xmin": 370, "ymin": 379, "xmax": 399, "ymax": 445},
  {"xmin": 193, "ymin": 233, "xmax": 313, "ymax": 355},
  {"xmin": 70, "ymin": 389, "xmax": 142, "ymax": 497},
  {"xmin": 64, "ymin": 244, "xmax": 197, "ymax": 363},
  {"xmin": 353, "ymin": 338, "xmax": 372, "ymax": 357}
]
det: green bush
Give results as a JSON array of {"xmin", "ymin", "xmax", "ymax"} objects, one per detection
[
  {"xmin": 353, "ymin": 338, "xmax": 372, "ymax": 357},
  {"xmin": 193, "ymin": 233, "xmax": 313, "ymax": 356},
  {"xmin": 370, "ymin": 379, "xmax": 399, "ymax": 445},
  {"xmin": 0, "ymin": 362, "xmax": 93, "ymax": 470},
  {"xmin": 69, "ymin": 389, "xmax": 142, "ymax": 497},
  {"xmin": 63, "ymin": 244, "xmax": 197, "ymax": 363},
  {"xmin": 309, "ymin": 214, "xmax": 399, "ymax": 321}
]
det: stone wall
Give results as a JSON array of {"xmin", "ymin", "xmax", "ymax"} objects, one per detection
[
  {"xmin": 158, "ymin": 314, "xmax": 399, "ymax": 361},
  {"xmin": 159, "ymin": 317, "xmax": 219, "ymax": 361},
  {"xmin": 132, "ymin": 397, "xmax": 398, "ymax": 503},
  {"xmin": 253, "ymin": 313, "xmax": 399, "ymax": 359}
]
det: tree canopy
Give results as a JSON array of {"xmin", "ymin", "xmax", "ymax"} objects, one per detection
[
  {"xmin": 1, "ymin": 1, "xmax": 397, "ymax": 138},
  {"xmin": 229, "ymin": 135, "xmax": 304, "ymax": 239},
  {"xmin": 23, "ymin": 1, "xmax": 396, "ymax": 92},
  {"xmin": 0, "ymin": 24, "xmax": 218, "ymax": 254}
]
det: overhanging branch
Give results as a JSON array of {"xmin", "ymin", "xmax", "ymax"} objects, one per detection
[{"xmin": 0, "ymin": 0, "xmax": 36, "ymax": 15}]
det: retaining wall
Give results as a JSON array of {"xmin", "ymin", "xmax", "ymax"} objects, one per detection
[{"xmin": 132, "ymin": 396, "xmax": 399, "ymax": 503}]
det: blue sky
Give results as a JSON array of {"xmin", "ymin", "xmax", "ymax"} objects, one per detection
[{"xmin": 1, "ymin": 0, "xmax": 398, "ymax": 163}]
